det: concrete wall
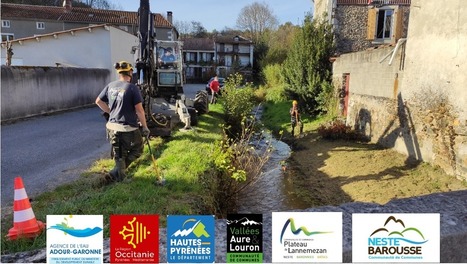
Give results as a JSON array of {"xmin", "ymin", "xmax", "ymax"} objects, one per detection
[
  {"xmin": 1, "ymin": 66, "xmax": 109, "ymax": 122},
  {"xmin": 333, "ymin": 46, "xmax": 406, "ymax": 149},
  {"xmin": 1, "ymin": 26, "xmax": 138, "ymax": 82},
  {"xmin": 399, "ymin": 0, "xmax": 467, "ymax": 178}
]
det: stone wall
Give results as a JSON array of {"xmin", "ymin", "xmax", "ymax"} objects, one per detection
[{"xmin": 334, "ymin": 5, "xmax": 410, "ymax": 54}]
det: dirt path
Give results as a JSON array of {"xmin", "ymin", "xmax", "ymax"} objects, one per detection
[{"xmin": 282, "ymin": 132, "xmax": 467, "ymax": 207}]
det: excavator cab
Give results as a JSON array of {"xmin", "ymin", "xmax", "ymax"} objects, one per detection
[{"xmin": 134, "ymin": 0, "xmax": 209, "ymax": 137}]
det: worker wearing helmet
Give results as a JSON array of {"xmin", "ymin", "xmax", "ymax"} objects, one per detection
[
  {"xmin": 290, "ymin": 100, "xmax": 304, "ymax": 137},
  {"xmin": 95, "ymin": 61, "xmax": 150, "ymax": 183}
]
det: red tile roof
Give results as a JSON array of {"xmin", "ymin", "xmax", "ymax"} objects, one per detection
[{"xmin": 1, "ymin": 3, "xmax": 172, "ymax": 28}]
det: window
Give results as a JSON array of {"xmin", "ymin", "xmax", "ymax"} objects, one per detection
[
  {"xmin": 36, "ymin": 22, "xmax": 45, "ymax": 30},
  {"xmin": 2, "ymin": 20, "xmax": 11, "ymax": 28},
  {"xmin": 1, "ymin": 34, "xmax": 14, "ymax": 42},
  {"xmin": 367, "ymin": 6, "xmax": 402, "ymax": 43}
]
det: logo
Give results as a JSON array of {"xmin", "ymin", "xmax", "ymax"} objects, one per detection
[
  {"xmin": 227, "ymin": 214, "xmax": 263, "ymax": 263},
  {"xmin": 167, "ymin": 215, "xmax": 215, "ymax": 263},
  {"xmin": 47, "ymin": 215, "xmax": 103, "ymax": 264},
  {"xmin": 279, "ymin": 217, "xmax": 332, "ymax": 243},
  {"xmin": 352, "ymin": 213, "xmax": 440, "ymax": 262},
  {"xmin": 272, "ymin": 212, "xmax": 342, "ymax": 262},
  {"xmin": 110, "ymin": 215, "xmax": 159, "ymax": 263}
]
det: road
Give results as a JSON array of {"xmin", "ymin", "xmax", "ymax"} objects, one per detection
[{"xmin": 0, "ymin": 84, "xmax": 205, "ymax": 207}]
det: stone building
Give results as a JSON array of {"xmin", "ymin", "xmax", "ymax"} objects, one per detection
[{"xmin": 315, "ymin": 0, "xmax": 467, "ymax": 180}]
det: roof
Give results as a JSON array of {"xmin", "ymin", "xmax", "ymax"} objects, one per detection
[
  {"xmin": 1, "ymin": 24, "xmax": 125, "ymax": 44},
  {"xmin": 214, "ymin": 35, "xmax": 252, "ymax": 44},
  {"xmin": 182, "ymin": 38, "xmax": 215, "ymax": 51},
  {"xmin": 1, "ymin": 3, "xmax": 172, "ymax": 28}
]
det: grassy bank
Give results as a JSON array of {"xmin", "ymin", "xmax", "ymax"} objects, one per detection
[
  {"xmin": 1, "ymin": 104, "xmax": 224, "ymax": 254},
  {"xmin": 261, "ymin": 100, "xmax": 331, "ymax": 137}
]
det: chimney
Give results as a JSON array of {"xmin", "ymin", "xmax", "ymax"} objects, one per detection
[
  {"xmin": 167, "ymin": 11, "xmax": 173, "ymax": 24},
  {"xmin": 63, "ymin": 0, "xmax": 72, "ymax": 11}
]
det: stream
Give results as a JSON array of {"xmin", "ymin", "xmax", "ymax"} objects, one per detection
[{"xmin": 237, "ymin": 106, "xmax": 311, "ymax": 213}]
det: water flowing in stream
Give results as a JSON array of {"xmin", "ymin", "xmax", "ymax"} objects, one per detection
[{"xmin": 237, "ymin": 106, "xmax": 311, "ymax": 213}]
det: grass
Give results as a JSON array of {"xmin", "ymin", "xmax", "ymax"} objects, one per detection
[
  {"xmin": 261, "ymin": 100, "xmax": 333, "ymax": 137},
  {"xmin": 1, "ymin": 104, "xmax": 225, "ymax": 255}
]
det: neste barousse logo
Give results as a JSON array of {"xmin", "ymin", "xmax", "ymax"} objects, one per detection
[
  {"xmin": 352, "ymin": 213, "xmax": 440, "ymax": 262},
  {"xmin": 167, "ymin": 215, "xmax": 215, "ymax": 263},
  {"xmin": 227, "ymin": 214, "xmax": 263, "ymax": 263},
  {"xmin": 110, "ymin": 215, "xmax": 159, "ymax": 263}
]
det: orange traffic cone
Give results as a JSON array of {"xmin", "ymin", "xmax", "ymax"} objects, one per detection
[{"xmin": 7, "ymin": 176, "xmax": 45, "ymax": 240}]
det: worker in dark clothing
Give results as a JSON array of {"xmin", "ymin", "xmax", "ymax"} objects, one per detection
[
  {"xmin": 95, "ymin": 61, "xmax": 150, "ymax": 182},
  {"xmin": 290, "ymin": 100, "xmax": 304, "ymax": 137}
]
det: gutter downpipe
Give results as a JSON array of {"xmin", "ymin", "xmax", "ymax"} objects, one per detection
[
  {"xmin": 388, "ymin": 38, "xmax": 406, "ymax": 65},
  {"xmin": 378, "ymin": 38, "xmax": 407, "ymax": 64}
]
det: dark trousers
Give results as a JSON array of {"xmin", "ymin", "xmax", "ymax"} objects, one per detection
[
  {"xmin": 107, "ymin": 129, "xmax": 143, "ymax": 180},
  {"xmin": 291, "ymin": 120, "xmax": 303, "ymax": 136}
]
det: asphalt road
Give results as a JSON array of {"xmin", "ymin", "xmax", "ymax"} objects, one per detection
[
  {"xmin": 1, "ymin": 107, "xmax": 110, "ymax": 207},
  {"xmin": 0, "ymin": 83, "xmax": 205, "ymax": 207}
]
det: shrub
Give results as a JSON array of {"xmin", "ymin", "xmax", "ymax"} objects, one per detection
[{"xmin": 317, "ymin": 119, "xmax": 365, "ymax": 140}]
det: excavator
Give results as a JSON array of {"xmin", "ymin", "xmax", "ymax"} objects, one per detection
[{"xmin": 134, "ymin": 0, "xmax": 209, "ymax": 137}]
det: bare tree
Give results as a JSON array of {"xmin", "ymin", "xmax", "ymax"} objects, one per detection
[
  {"xmin": 236, "ymin": 1, "xmax": 279, "ymax": 43},
  {"xmin": 82, "ymin": 0, "xmax": 118, "ymax": 9},
  {"xmin": 173, "ymin": 20, "xmax": 192, "ymax": 38}
]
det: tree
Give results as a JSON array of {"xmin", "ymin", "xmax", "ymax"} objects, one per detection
[
  {"xmin": 79, "ymin": 0, "xmax": 118, "ymax": 9},
  {"xmin": 236, "ymin": 1, "xmax": 279, "ymax": 43},
  {"xmin": 282, "ymin": 14, "xmax": 335, "ymax": 115},
  {"xmin": 173, "ymin": 20, "xmax": 192, "ymax": 39},
  {"xmin": 191, "ymin": 21, "xmax": 208, "ymax": 38},
  {"xmin": 263, "ymin": 22, "xmax": 299, "ymax": 65}
]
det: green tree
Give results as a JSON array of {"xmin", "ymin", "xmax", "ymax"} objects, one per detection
[
  {"xmin": 263, "ymin": 22, "xmax": 299, "ymax": 65},
  {"xmin": 282, "ymin": 14, "xmax": 335, "ymax": 115}
]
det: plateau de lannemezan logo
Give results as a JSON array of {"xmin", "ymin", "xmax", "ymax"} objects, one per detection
[{"xmin": 271, "ymin": 212, "xmax": 342, "ymax": 263}]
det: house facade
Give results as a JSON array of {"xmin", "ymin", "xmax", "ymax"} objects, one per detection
[
  {"xmin": 214, "ymin": 35, "xmax": 254, "ymax": 81},
  {"xmin": 182, "ymin": 38, "xmax": 216, "ymax": 83},
  {"xmin": 181, "ymin": 35, "xmax": 254, "ymax": 83},
  {"xmin": 316, "ymin": 0, "xmax": 467, "ymax": 179},
  {"xmin": 1, "ymin": 24, "xmax": 137, "ymax": 81},
  {"xmin": 0, "ymin": 2, "xmax": 177, "ymax": 42},
  {"xmin": 1, "ymin": 1, "xmax": 179, "ymax": 80}
]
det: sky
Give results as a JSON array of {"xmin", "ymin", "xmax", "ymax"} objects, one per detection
[{"xmin": 109, "ymin": 0, "xmax": 314, "ymax": 32}]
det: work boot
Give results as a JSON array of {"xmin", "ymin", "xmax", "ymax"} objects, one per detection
[
  {"xmin": 115, "ymin": 159, "xmax": 127, "ymax": 182},
  {"xmin": 109, "ymin": 167, "xmax": 119, "ymax": 182}
]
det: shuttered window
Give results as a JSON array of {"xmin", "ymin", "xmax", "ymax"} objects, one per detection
[
  {"xmin": 393, "ymin": 8, "xmax": 403, "ymax": 42},
  {"xmin": 367, "ymin": 6, "xmax": 402, "ymax": 43},
  {"xmin": 367, "ymin": 8, "xmax": 376, "ymax": 40}
]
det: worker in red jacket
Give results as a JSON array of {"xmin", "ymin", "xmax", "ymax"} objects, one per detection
[{"xmin": 209, "ymin": 76, "xmax": 220, "ymax": 104}]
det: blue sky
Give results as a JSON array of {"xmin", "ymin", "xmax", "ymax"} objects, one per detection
[{"xmin": 110, "ymin": 0, "xmax": 314, "ymax": 31}]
